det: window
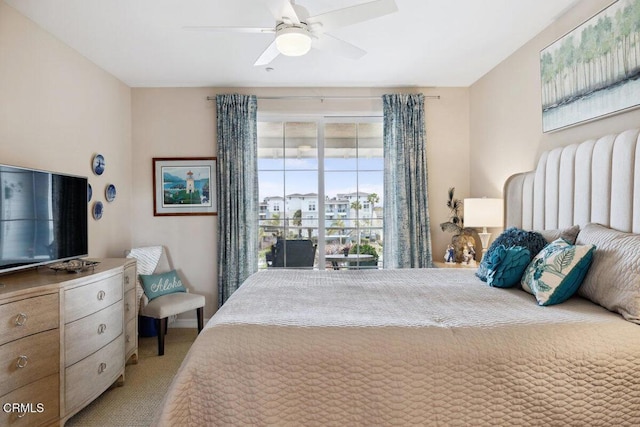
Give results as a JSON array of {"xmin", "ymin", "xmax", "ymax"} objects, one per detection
[{"xmin": 258, "ymin": 119, "xmax": 383, "ymax": 269}]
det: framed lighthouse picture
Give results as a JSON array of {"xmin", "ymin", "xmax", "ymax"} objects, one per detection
[{"xmin": 153, "ymin": 157, "xmax": 217, "ymax": 216}]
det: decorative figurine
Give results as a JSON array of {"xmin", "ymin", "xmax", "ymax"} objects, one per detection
[
  {"xmin": 463, "ymin": 244, "xmax": 477, "ymax": 266},
  {"xmin": 467, "ymin": 241, "xmax": 476, "ymax": 261},
  {"xmin": 445, "ymin": 244, "xmax": 455, "ymax": 263}
]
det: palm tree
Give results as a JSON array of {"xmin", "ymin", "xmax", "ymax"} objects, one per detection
[
  {"xmin": 328, "ymin": 219, "xmax": 345, "ymax": 235},
  {"xmin": 293, "ymin": 209, "xmax": 302, "ymax": 237},
  {"xmin": 367, "ymin": 193, "xmax": 379, "ymax": 209}
]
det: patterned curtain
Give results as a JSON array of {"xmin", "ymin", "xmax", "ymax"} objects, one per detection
[
  {"xmin": 382, "ymin": 93, "xmax": 432, "ymax": 268},
  {"xmin": 216, "ymin": 94, "xmax": 258, "ymax": 306}
]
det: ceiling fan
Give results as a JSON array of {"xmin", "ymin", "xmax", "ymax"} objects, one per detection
[{"xmin": 184, "ymin": 0, "xmax": 398, "ymax": 66}]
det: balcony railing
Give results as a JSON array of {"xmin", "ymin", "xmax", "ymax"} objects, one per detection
[{"xmin": 258, "ymin": 223, "xmax": 383, "ymax": 271}]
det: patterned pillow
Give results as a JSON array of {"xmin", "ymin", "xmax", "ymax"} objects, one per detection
[
  {"xmin": 139, "ymin": 269, "xmax": 187, "ymax": 301},
  {"xmin": 576, "ymin": 223, "xmax": 640, "ymax": 323},
  {"xmin": 521, "ymin": 239, "xmax": 595, "ymax": 306},
  {"xmin": 485, "ymin": 245, "xmax": 531, "ymax": 288},
  {"xmin": 476, "ymin": 228, "xmax": 547, "ymax": 282}
]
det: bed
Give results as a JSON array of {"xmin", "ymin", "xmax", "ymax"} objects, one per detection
[{"xmin": 154, "ymin": 129, "xmax": 640, "ymax": 426}]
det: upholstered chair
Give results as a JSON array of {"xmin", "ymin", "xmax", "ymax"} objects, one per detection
[
  {"xmin": 126, "ymin": 246, "xmax": 205, "ymax": 356},
  {"xmin": 266, "ymin": 239, "xmax": 317, "ymax": 268}
]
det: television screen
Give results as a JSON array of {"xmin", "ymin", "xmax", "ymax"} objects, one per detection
[{"xmin": 0, "ymin": 164, "xmax": 88, "ymax": 274}]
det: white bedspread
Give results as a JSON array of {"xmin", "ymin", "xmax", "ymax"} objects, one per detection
[{"xmin": 154, "ymin": 269, "xmax": 640, "ymax": 426}]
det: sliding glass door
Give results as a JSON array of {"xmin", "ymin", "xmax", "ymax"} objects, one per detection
[{"xmin": 257, "ymin": 118, "xmax": 383, "ymax": 270}]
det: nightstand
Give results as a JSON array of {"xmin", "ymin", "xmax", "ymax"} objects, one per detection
[{"xmin": 433, "ymin": 261, "xmax": 477, "ymax": 269}]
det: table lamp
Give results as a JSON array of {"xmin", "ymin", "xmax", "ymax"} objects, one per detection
[{"xmin": 463, "ymin": 198, "xmax": 504, "ymax": 258}]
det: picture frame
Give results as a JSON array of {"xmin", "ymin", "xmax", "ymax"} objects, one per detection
[
  {"xmin": 153, "ymin": 157, "xmax": 217, "ymax": 216},
  {"xmin": 540, "ymin": 0, "xmax": 640, "ymax": 132}
]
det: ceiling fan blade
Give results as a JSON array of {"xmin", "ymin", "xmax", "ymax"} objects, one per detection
[
  {"xmin": 307, "ymin": 0, "xmax": 397, "ymax": 33},
  {"xmin": 264, "ymin": 0, "xmax": 300, "ymax": 24},
  {"xmin": 313, "ymin": 34, "xmax": 366, "ymax": 60},
  {"xmin": 254, "ymin": 40, "xmax": 281, "ymax": 66},
  {"xmin": 183, "ymin": 26, "xmax": 274, "ymax": 34}
]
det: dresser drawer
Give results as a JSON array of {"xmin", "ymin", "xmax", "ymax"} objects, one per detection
[
  {"xmin": 64, "ymin": 273, "xmax": 123, "ymax": 323},
  {"xmin": 65, "ymin": 335, "xmax": 124, "ymax": 414},
  {"xmin": 0, "ymin": 329, "xmax": 59, "ymax": 397},
  {"xmin": 0, "ymin": 294, "xmax": 59, "ymax": 346},
  {"xmin": 0, "ymin": 373, "xmax": 59, "ymax": 427},
  {"xmin": 65, "ymin": 300, "xmax": 123, "ymax": 367},
  {"xmin": 125, "ymin": 316, "xmax": 137, "ymax": 357},
  {"xmin": 124, "ymin": 263, "xmax": 136, "ymax": 293},
  {"xmin": 124, "ymin": 288, "xmax": 136, "ymax": 322}
]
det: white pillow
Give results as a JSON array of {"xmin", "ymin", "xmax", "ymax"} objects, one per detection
[
  {"xmin": 536, "ymin": 225, "xmax": 580, "ymax": 245},
  {"xmin": 576, "ymin": 223, "xmax": 640, "ymax": 323}
]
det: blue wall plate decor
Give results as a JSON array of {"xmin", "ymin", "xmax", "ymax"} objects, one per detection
[
  {"xmin": 92, "ymin": 154, "xmax": 105, "ymax": 175},
  {"xmin": 87, "ymin": 183, "xmax": 92, "ymax": 202},
  {"xmin": 92, "ymin": 201, "xmax": 103, "ymax": 220},
  {"xmin": 105, "ymin": 184, "xmax": 116, "ymax": 202}
]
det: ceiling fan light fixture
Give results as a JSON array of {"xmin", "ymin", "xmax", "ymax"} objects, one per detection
[{"xmin": 275, "ymin": 26, "xmax": 312, "ymax": 57}]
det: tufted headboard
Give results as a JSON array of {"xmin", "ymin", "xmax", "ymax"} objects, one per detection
[{"xmin": 504, "ymin": 128, "xmax": 640, "ymax": 234}]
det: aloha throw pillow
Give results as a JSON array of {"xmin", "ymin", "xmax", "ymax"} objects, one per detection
[
  {"xmin": 485, "ymin": 245, "xmax": 531, "ymax": 288},
  {"xmin": 139, "ymin": 270, "xmax": 187, "ymax": 301},
  {"xmin": 521, "ymin": 238, "xmax": 595, "ymax": 306},
  {"xmin": 476, "ymin": 228, "xmax": 547, "ymax": 282}
]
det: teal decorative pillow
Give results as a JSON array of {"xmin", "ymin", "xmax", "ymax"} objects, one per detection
[
  {"xmin": 485, "ymin": 245, "xmax": 531, "ymax": 288},
  {"xmin": 476, "ymin": 228, "xmax": 547, "ymax": 282},
  {"xmin": 139, "ymin": 270, "xmax": 187, "ymax": 301},
  {"xmin": 521, "ymin": 239, "xmax": 595, "ymax": 306}
]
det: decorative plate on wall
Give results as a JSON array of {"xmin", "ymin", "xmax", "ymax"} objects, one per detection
[
  {"xmin": 87, "ymin": 183, "xmax": 92, "ymax": 202},
  {"xmin": 105, "ymin": 184, "xmax": 116, "ymax": 202},
  {"xmin": 92, "ymin": 201, "xmax": 103, "ymax": 220},
  {"xmin": 92, "ymin": 154, "xmax": 105, "ymax": 175}
]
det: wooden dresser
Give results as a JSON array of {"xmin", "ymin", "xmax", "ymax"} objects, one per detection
[
  {"xmin": 123, "ymin": 263, "xmax": 138, "ymax": 365},
  {"xmin": 0, "ymin": 258, "xmax": 136, "ymax": 426}
]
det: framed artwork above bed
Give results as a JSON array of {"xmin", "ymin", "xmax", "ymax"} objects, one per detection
[{"xmin": 540, "ymin": 0, "xmax": 640, "ymax": 132}]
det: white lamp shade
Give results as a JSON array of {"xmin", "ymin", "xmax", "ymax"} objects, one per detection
[
  {"xmin": 276, "ymin": 28, "xmax": 312, "ymax": 56},
  {"xmin": 463, "ymin": 198, "xmax": 504, "ymax": 228}
]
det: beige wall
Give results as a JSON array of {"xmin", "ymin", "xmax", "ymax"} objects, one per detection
[
  {"xmin": 132, "ymin": 87, "xmax": 470, "ymax": 317},
  {"xmin": 470, "ymin": 0, "xmax": 640, "ymax": 200},
  {"xmin": 0, "ymin": 1, "xmax": 132, "ymax": 258}
]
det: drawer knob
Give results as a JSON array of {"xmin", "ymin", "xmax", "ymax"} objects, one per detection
[
  {"xmin": 126, "ymin": 334, "xmax": 130, "ymax": 343},
  {"xmin": 97, "ymin": 323, "xmax": 107, "ymax": 334},
  {"xmin": 14, "ymin": 313, "xmax": 28, "ymax": 326},
  {"xmin": 125, "ymin": 276, "xmax": 130, "ymax": 285},
  {"xmin": 16, "ymin": 355, "xmax": 29, "ymax": 368},
  {"xmin": 97, "ymin": 290, "xmax": 106, "ymax": 301},
  {"xmin": 125, "ymin": 302, "xmax": 130, "ymax": 312},
  {"xmin": 98, "ymin": 362, "xmax": 107, "ymax": 374}
]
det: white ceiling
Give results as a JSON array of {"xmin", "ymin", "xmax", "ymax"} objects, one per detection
[{"xmin": 5, "ymin": 0, "xmax": 580, "ymax": 88}]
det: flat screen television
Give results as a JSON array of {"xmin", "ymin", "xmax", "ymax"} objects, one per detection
[{"xmin": 0, "ymin": 164, "xmax": 88, "ymax": 274}]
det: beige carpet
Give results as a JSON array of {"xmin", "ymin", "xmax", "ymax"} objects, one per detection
[{"xmin": 66, "ymin": 328, "xmax": 197, "ymax": 427}]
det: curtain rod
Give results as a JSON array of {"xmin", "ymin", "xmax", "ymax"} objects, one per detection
[{"xmin": 206, "ymin": 95, "xmax": 440, "ymax": 101}]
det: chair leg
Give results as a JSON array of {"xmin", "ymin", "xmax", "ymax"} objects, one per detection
[
  {"xmin": 157, "ymin": 317, "xmax": 167, "ymax": 356},
  {"xmin": 197, "ymin": 307, "xmax": 204, "ymax": 333}
]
